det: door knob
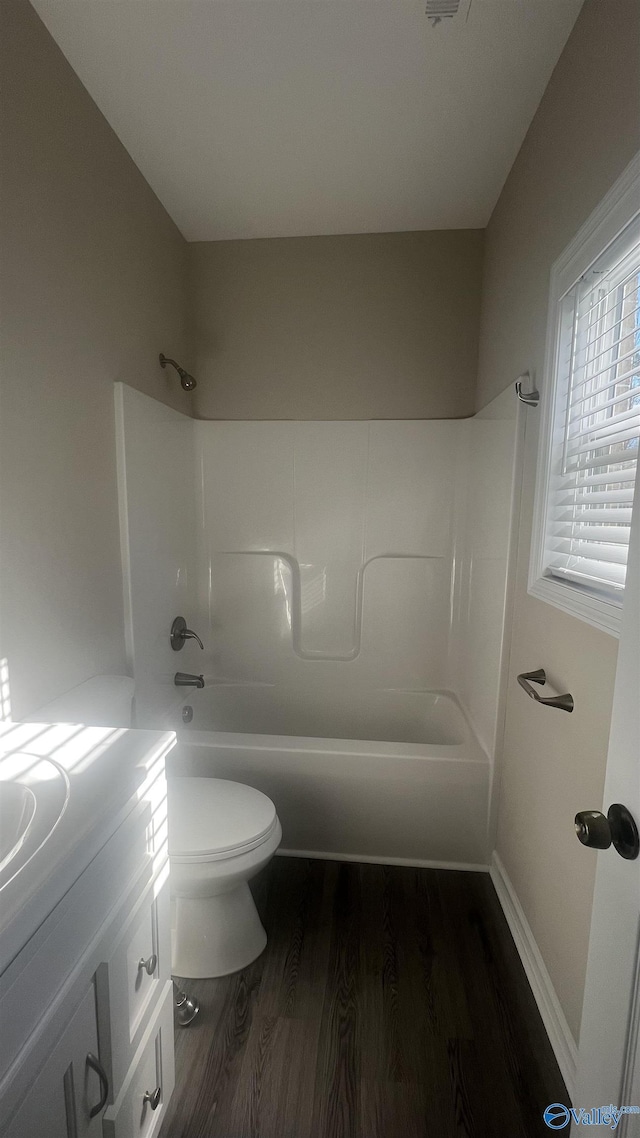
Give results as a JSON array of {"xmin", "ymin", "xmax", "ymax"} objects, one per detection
[
  {"xmin": 575, "ymin": 804, "xmax": 639, "ymax": 860},
  {"xmin": 143, "ymin": 1086, "xmax": 162, "ymax": 1111},
  {"xmin": 575, "ymin": 810, "xmax": 611, "ymax": 850}
]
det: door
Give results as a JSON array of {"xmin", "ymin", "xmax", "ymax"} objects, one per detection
[{"xmin": 572, "ymin": 464, "xmax": 640, "ymax": 1133}]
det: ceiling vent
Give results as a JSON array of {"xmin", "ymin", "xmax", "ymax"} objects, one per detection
[{"xmin": 425, "ymin": 0, "xmax": 472, "ymax": 26}]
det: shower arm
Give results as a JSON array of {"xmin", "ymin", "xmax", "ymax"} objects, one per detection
[
  {"xmin": 159, "ymin": 354, "xmax": 181, "ymax": 373},
  {"xmin": 159, "ymin": 353, "xmax": 197, "ymax": 391}
]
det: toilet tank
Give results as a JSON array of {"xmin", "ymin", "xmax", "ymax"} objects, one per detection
[{"xmin": 27, "ymin": 675, "xmax": 135, "ymax": 728}]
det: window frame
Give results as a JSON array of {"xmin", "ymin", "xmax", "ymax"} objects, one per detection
[{"xmin": 529, "ymin": 153, "xmax": 640, "ymax": 638}]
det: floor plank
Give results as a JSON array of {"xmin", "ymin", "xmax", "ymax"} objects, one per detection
[{"xmin": 161, "ymin": 858, "xmax": 569, "ymax": 1138}]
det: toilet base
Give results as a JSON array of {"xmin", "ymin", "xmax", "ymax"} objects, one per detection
[{"xmin": 172, "ymin": 883, "xmax": 267, "ymax": 978}]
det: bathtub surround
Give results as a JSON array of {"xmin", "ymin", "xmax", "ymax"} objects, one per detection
[
  {"xmin": 197, "ymin": 419, "xmax": 461, "ymax": 688},
  {"xmin": 115, "ymin": 386, "xmax": 198, "ymax": 725},
  {"xmin": 188, "ymin": 230, "xmax": 484, "ymax": 420},
  {"xmin": 196, "ymin": 402, "xmax": 520, "ymax": 727},
  {"xmin": 0, "ymin": 0, "xmax": 191, "ymax": 720},
  {"xmin": 115, "ymin": 386, "xmax": 518, "ymax": 727},
  {"xmin": 115, "ymin": 384, "xmax": 520, "ymax": 867},
  {"xmin": 475, "ymin": 0, "xmax": 640, "ymax": 1049},
  {"xmin": 448, "ymin": 386, "xmax": 523, "ymax": 765}
]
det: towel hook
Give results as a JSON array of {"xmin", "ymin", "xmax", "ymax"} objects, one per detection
[{"xmin": 515, "ymin": 371, "xmax": 539, "ymax": 407}]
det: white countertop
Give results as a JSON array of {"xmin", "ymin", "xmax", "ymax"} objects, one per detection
[{"xmin": 0, "ymin": 721, "xmax": 175, "ymax": 976}]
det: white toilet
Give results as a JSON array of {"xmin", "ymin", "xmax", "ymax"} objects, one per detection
[{"xmin": 167, "ymin": 777, "xmax": 282, "ymax": 978}]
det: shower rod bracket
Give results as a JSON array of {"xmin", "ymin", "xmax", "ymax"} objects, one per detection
[{"xmin": 515, "ymin": 372, "xmax": 540, "ymax": 407}]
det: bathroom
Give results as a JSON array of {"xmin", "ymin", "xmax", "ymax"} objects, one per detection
[{"xmin": 0, "ymin": 0, "xmax": 639, "ymax": 1134}]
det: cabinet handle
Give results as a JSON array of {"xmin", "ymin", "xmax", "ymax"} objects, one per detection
[
  {"xmin": 143, "ymin": 1086, "xmax": 162, "ymax": 1111},
  {"xmin": 86, "ymin": 1053, "xmax": 109, "ymax": 1118},
  {"xmin": 138, "ymin": 953, "xmax": 157, "ymax": 976}
]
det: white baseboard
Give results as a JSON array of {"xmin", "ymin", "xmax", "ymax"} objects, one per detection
[
  {"xmin": 277, "ymin": 848, "xmax": 489, "ymax": 873},
  {"xmin": 490, "ymin": 851, "xmax": 577, "ymax": 1097}
]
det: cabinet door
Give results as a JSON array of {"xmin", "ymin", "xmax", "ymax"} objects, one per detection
[
  {"xmin": 103, "ymin": 983, "xmax": 175, "ymax": 1138},
  {"xmin": 97, "ymin": 875, "xmax": 171, "ymax": 1099},
  {"xmin": 4, "ymin": 985, "xmax": 106, "ymax": 1138}
]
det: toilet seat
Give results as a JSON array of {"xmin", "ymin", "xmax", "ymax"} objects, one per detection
[{"xmin": 168, "ymin": 777, "xmax": 278, "ymax": 863}]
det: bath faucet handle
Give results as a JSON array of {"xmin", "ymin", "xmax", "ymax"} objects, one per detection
[{"xmin": 170, "ymin": 616, "xmax": 204, "ymax": 651}]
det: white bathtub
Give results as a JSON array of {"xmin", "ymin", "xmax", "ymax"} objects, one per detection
[{"xmin": 167, "ymin": 685, "xmax": 490, "ymax": 869}]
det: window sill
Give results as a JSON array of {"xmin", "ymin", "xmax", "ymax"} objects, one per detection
[{"xmin": 528, "ymin": 575, "xmax": 621, "ymax": 638}]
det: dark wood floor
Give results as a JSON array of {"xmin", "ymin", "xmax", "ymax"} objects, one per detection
[{"xmin": 160, "ymin": 858, "xmax": 568, "ymax": 1138}]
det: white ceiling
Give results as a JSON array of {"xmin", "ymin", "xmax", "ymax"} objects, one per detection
[{"xmin": 31, "ymin": 0, "xmax": 583, "ymax": 241}]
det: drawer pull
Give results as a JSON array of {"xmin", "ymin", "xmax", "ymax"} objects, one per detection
[
  {"xmin": 138, "ymin": 953, "xmax": 158, "ymax": 976},
  {"xmin": 143, "ymin": 1086, "xmax": 162, "ymax": 1111},
  {"xmin": 86, "ymin": 1053, "xmax": 110, "ymax": 1118}
]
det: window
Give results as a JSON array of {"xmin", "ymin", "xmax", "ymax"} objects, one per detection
[{"xmin": 530, "ymin": 155, "xmax": 640, "ymax": 636}]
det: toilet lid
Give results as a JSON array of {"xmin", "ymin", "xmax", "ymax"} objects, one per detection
[{"xmin": 168, "ymin": 778, "xmax": 278, "ymax": 861}]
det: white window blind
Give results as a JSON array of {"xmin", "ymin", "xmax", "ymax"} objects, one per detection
[{"xmin": 543, "ymin": 215, "xmax": 640, "ymax": 598}]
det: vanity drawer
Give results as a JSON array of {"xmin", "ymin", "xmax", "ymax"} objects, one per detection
[
  {"xmin": 103, "ymin": 981, "xmax": 175, "ymax": 1138},
  {"xmin": 97, "ymin": 872, "xmax": 171, "ymax": 1098}
]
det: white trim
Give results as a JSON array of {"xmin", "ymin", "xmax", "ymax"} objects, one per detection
[
  {"xmin": 554, "ymin": 155, "xmax": 640, "ymax": 298},
  {"xmin": 490, "ymin": 851, "xmax": 578, "ymax": 1097},
  {"xmin": 528, "ymin": 151, "xmax": 640, "ymax": 639},
  {"xmin": 551, "ymin": 154, "xmax": 637, "ymax": 298},
  {"xmin": 528, "ymin": 575, "xmax": 623, "ymax": 638},
  {"xmin": 277, "ymin": 848, "xmax": 489, "ymax": 873}
]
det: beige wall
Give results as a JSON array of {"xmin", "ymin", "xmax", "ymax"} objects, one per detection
[
  {"xmin": 0, "ymin": 0, "xmax": 192, "ymax": 718},
  {"xmin": 477, "ymin": 0, "xmax": 640, "ymax": 1041},
  {"xmin": 189, "ymin": 230, "xmax": 484, "ymax": 420},
  {"xmin": 2, "ymin": 0, "xmax": 637, "ymax": 1044}
]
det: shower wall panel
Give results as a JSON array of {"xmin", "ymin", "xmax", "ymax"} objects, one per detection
[
  {"xmin": 447, "ymin": 386, "xmax": 522, "ymax": 758},
  {"xmin": 195, "ymin": 420, "xmax": 467, "ymax": 690},
  {"xmin": 115, "ymin": 385, "xmax": 520, "ymax": 756},
  {"xmin": 115, "ymin": 384, "xmax": 199, "ymax": 724}
]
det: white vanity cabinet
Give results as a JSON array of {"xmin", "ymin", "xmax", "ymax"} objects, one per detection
[
  {"xmin": 4, "ymin": 983, "xmax": 103, "ymax": 1138},
  {"xmin": 103, "ymin": 983, "xmax": 175, "ymax": 1138},
  {"xmin": 0, "ymin": 728, "xmax": 176, "ymax": 1138},
  {"xmin": 96, "ymin": 875, "xmax": 172, "ymax": 1099}
]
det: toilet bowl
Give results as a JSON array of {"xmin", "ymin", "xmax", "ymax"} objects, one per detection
[{"xmin": 167, "ymin": 777, "xmax": 282, "ymax": 978}]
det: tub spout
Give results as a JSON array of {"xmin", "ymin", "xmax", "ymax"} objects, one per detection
[{"xmin": 174, "ymin": 672, "xmax": 205, "ymax": 689}]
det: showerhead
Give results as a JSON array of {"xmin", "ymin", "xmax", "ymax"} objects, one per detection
[{"xmin": 159, "ymin": 353, "xmax": 197, "ymax": 391}]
